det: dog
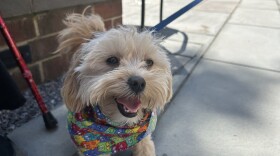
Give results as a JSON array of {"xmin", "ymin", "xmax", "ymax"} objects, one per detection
[{"xmin": 57, "ymin": 10, "xmax": 172, "ymax": 156}]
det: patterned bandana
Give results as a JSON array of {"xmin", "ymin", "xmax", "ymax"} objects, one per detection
[{"xmin": 67, "ymin": 105, "xmax": 157, "ymax": 156}]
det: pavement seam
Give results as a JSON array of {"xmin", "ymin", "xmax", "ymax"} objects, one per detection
[
  {"xmin": 192, "ymin": 10, "xmax": 234, "ymax": 15},
  {"xmin": 238, "ymin": 7, "xmax": 279, "ymax": 11},
  {"xmin": 227, "ymin": 22, "xmax": 280, "ymax": 30},
  {"xmin": 276, "ymin": 0, "xmax": 280, "ymax": 11},
  {"xmin": 203, "ymin": 58, "xmax": 280, "ymax": 74}
]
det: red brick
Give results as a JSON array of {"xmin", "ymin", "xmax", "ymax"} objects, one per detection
[
  {"xmin": 36, "ymin": 11, "xmax": 66, "ymax": 36},
  {"xmin": 35, "ymin": 5, "xmax": 94, "ymax": 36},
  {"xmin": 93, "ymin": 0, "xmax": 122, "ymax": 20},
  {"xmin": 104, "ymin": 20, "xmax": 112, "ymax": 30},
  {"xmin": 0, "ymin": 16, "xmax": 36, "ymax": 46},
  {"xmin": 29, "ymin": 35, "xmax": 59, "ymax": 62},
  {"xmin": 42, "ymin": 55, "xmax": 68, "ymax": 81},
  {"xmin": 10, "ymin": 64, "xmax": 42, "ymax": 91}
]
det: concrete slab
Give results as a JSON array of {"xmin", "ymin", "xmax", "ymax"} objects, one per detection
[
  {"xmin": 169, "ymin": 11, "xmax": 229, "ymax": 35},
  {"xmin": 229, "ymin": 8, "xmax": 280, "ymax": 28},
  {"xmin": 154, "ymin": 60, "xmax": 280, "ymax": 155},
  {"xmin": 123, "ymin": 0, "xmax": 230, "ymax": 36},
  {"xmin": 168, "ymin": 55, "xmax": 191, "ymax": 74},
  {"xmin": 162, "ymin": 40, "xmax": 202, "ymax": 57},
  {"xmin": 162, "ymin": 0, "xmax": 198, "ymax": 18},
  {"xmin": 171, "ymin": 73, "xmax": 188, "ymax": 97},
  {"xmin": 205, "ymin": 24, "xmax": 280, "ymax": 71},
  {"xmin": 160, "ymin": 30, "xmax": 214, "ymax": 62},
  {"xmin": 123, "ymin": 0, "xmax": 194, "ymax": 27},
  {"xmin": 194, "ymin": 0, "xmax": 239, "ymax": 14},
  {"xmin": 8, "ymin": 105, "xmax": 76, "ymax": 156},
  {"xmin": 186, "ymin": 33, "xmax": 214, "ymax": 46},
  {"xmin": 122, "ymin": 0, "xmax": 162, "ymax": 26},
  {"xmin": 162, "ymin": 30, "xmax": 214, "ymax": 46},
  {"xmin": 240, "ymin": 0, "xmax": 279, "ymax": 10}
]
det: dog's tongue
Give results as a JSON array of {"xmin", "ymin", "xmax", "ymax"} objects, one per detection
[{"xmin": 116, "ymin": 97, "xmax": 141, "ymax": 112}]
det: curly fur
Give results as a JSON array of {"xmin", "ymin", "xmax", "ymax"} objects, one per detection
[{"xmin": 58, "ymin": 11, "xmax": 172, "ymax": 156}]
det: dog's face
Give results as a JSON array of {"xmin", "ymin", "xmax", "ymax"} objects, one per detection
[{"xmin": 59, "ymin": 14, "xmax": 172, "ymax": 125}]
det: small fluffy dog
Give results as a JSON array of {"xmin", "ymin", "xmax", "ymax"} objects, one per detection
[{"xmin": 57, "ymin": 11, "xmax": 172, "ymax": 156}]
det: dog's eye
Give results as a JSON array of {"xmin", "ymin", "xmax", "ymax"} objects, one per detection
[
  {"xmin": 146, "ymin": 59, "xmax": 154, "ymax": 67},
  {"xmin": 106, "ymin": 57, "xmax": 119, "ymax": 66}
]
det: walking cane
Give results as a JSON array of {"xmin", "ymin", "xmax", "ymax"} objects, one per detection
[{"xmin": 0, "ymin": 15, "xmax": 57, "ymax": 130}]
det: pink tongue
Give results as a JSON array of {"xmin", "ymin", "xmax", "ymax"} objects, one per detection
[{"xmin": 116, "ymin": 97, "xmax": 141, "ymax": 112}]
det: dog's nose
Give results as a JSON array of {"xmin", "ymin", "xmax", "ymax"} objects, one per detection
[{"xmin": 127, "ymin": 76, "xmax": 146, "ymax": 94}]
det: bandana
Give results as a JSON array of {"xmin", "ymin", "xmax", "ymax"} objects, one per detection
[{"xmin": 67, "ymin": 105, "xmax": 157, "ymax": 156}]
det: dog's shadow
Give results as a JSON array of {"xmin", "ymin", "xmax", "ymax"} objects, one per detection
[{"xmin": 158, "ymin": 27, "xmax": 188, "ymax": 56}]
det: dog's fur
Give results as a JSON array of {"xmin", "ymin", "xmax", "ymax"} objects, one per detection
[{"xmin": 57, "ymin": 11, "xmax": 172, "ymax": 156}]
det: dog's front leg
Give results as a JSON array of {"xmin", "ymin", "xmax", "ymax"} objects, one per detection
[{"xmin": 133, "ymin": 135, "xmax": 156, "ymax": 156}]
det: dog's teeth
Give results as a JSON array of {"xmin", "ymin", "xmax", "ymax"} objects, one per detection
[{"xmin": 123, "ymin": 106, "xmax": 131, "ymax": 113}]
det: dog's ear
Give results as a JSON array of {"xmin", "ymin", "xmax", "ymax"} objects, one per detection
[
  {"xmin": 61, "ymin": 69, "xmax": 84, "ymax": 112},
  {"xmin": 58, "ymin": 12, "xmax": 105, "ymax": 112},
  {"xmin": 55, "ymin": 13, "xmax": 105, "ymax": 54},
  {"xmin": 166, "ymin": 71, "xmax": 173, "ymax": 103}
]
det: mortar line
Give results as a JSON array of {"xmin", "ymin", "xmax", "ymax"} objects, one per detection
[{"xmin": 0, "ymin": 32, "xmax": 59, "ymax": 51}]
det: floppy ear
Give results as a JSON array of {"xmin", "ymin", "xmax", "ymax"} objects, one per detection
[
  {"xmin": 56, "ymin": 12, "xmax": 105, "ymax": 54},
  {"xmin": 166, "ymin": 71, "xmax": 173, "ymax": 103},
  {"xmin": 61, "ymin": 69, "xmax": 84, "ymax": 112},
  {"xmin": 58, "ymin": 12, "xmax": 105, "ymax": 112}
]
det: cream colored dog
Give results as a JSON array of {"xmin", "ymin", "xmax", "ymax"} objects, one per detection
[{"xmin": 57, "ymin": 11, "xmax": 172, "ymax": 156}]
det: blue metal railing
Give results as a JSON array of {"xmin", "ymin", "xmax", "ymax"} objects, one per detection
[{"xmin": 140, "ymin": 0, "xmax": 203, "ymax": 31}]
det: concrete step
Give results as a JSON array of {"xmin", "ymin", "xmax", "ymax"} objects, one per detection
[{"xmin": 8, "ymin": 105, "xmax": 76, "ymax": 156}]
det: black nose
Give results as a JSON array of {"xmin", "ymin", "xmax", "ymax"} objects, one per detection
[{"xmin": 127, "ymin": 76, "xmax": 146, "ymax": 94}]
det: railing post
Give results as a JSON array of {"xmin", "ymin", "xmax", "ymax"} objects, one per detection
[
  {"xmin": 160, "ymin": 0, "xmax": 163, "ymax": 22},
  {"xmin": 141, "ymin": 0, "xmax": 145, "ymax": 29}
]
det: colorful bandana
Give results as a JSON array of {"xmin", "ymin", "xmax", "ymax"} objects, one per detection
[{"xmin": 67, "ymin": 106, "xmax": 157, "ymax": 156}]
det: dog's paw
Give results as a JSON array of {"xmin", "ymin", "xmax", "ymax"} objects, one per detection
[{"xmin": 133, "ymin": 135, "xmax": 156, "ymax": 156}]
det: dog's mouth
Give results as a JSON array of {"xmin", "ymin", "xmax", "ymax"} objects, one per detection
[{"xmin": 115, "ymin": 97, "xmax": 141, "ymax": 118}]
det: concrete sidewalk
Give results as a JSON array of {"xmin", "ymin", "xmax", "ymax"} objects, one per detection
[
  {"xmin": 8, "ymin": 0, "xmax": 280, "ymax": 155},
  {"xmin": 132, "ymin": 0, "xmax": 280, "ymax": 155}
]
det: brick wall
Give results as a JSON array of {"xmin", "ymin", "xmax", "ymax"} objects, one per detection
[{"xmin": 0, "ymin": 0, "xmax": 122, "ymax": 90}]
